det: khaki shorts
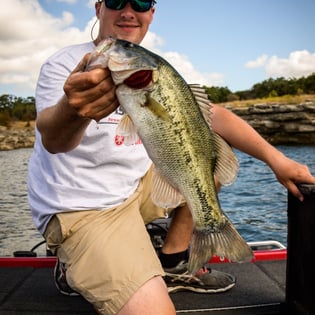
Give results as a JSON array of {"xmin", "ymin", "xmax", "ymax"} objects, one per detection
[{"xmin": 44, "ymin": 166, "xmax": 176, "ymax": 315}]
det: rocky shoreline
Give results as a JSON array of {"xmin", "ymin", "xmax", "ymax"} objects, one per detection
[
  {"xmin": 225, "ymin": 101, "xmax": 315, "ymax": 145},
  {"xmin": 1, "ymin": 102, "xmax": 315, "ymax": 151},
  {"xmin": 0, "ymin": 123, "xmax": 35, "ymax": 151}
]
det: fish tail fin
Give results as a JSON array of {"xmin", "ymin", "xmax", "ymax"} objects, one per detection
[{"xmin": 188, "ymin": 218, "xmax": 253, "ymax": 274}]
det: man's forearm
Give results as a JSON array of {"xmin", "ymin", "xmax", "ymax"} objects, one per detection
[
  {"xmin": 36, "ymin": 95, "xmax": 91, "ymax": 154},
  {"xmin": 211, "ymin": 104, "xmax": 280, "ymax": 167}
]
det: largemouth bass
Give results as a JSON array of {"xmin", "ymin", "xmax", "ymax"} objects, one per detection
[{"xmin": 87, "ymin": 38, "xmax": 253, "ymax": 273}]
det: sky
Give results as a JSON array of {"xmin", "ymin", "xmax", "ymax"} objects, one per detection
[{"xmin": 1, "ymin": 0, "xmax": 315, "ymax": 97}]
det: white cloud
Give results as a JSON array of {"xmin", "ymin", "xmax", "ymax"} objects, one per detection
[
  {"xmin": 0, "ymin": 0, "xmax": 224, "ymax": 96},
  {"xmin": 0, "ymin": 0, "xmax": 92, "ymax": 96},
  {"xmin": 265, "ymin": 50, "xmax": 315, "ymax": 79},
  {"xmin": 245, "ymin": 54, "xmax": 268, "ymax": 68},
  {"xmin": 162, "ymin": 51, "xmax": 224, "ymax": 86},
  {"xmin": 142, "ymin": 33, "xmax": 224, "ymax": 87},
  {"xmin": 142, "ymin": 31, "xmax": 165, "ymax": 51},
  {"xmin": 246, "ymin": 50, "xmax": 315, "ymax": 80}
]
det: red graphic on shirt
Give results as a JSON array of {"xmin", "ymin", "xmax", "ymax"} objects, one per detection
[
  {"xmin": 115, "ymin": 135, "xmax": 125, "ymax": 146},
  {"xmin": 114, "ymin": 135, "xmax": 143, "ymax": 146}
]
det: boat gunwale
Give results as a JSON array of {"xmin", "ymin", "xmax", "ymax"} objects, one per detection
[{"xmin": 0, "ymin": 248, "xmax": 287, "ymax": 268}]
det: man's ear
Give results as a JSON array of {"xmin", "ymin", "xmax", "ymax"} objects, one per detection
[{"xmin": 95, "ymin": 1, "xmax": 102, "ymax": 19}]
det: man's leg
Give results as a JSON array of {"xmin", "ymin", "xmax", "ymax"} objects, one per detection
[
  {"xmin": 46, "ymin": 203, "xmax": 170, "ymax": 314},
  {"xmin": 118, "ymin": 276, "xmax": 175, "ymax": 315},
  {"xmin": 159, "ymin": 181, "xmax": 236, "ymax": 294},
  {"xmin": 161, "ymin": 204, "xmax": 192, "ymax": 255}
]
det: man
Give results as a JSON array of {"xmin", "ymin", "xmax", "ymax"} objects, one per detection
[{"xmin": 28, "ymin": 1, "xmax": 315, "ymax": 314}]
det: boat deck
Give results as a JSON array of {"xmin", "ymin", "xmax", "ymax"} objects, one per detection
[{"xmin": 0, "ymin": 258, "xmax": 287, "ymax": 314}]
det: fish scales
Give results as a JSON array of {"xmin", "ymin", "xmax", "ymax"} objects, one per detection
[
  {"xmin": 87, "ymin": 38, "xmax": 253, "ymax": 273},
  {"xmin": 126, "ymin": 62, "xmax": 221, "ymax": 228}
]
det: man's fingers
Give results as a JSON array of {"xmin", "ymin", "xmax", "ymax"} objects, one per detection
[{"xmin": 72, "ymin": 53, "xmax": 91, "ymax": 73}]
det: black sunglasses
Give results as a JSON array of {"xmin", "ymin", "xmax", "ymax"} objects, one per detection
[{"xmin": 100, "ymin": 0, "xmax": 156, "ymax": 12}]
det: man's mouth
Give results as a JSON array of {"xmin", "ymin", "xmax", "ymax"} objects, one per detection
[{"xmin": 117, "ymin": 23, "xmax": 139, "ymax": 30}]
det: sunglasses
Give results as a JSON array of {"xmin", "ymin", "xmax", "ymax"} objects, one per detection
[{"xmin": 100, "ymin": 0, "xmax": 156, "ymax": 12}]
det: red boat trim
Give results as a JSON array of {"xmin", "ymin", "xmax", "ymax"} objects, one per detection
[
  {"xmin": 0, "ymin": 257, "xmax": 57, "ymax": 268},
  {"xmin": 210, "ymin": 249, "xmax": 287, "ymax": 263},
  {"xmin": 0, "ymin": 249, "xmax": 287, "ymax": 268},
  {"xmin": 252, "ymin": 249, "xmax": 287, "ymax": 261}
]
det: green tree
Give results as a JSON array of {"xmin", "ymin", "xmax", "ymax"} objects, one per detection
[
  {"xmin": 0, "ymin": 94, "xmax": 36, "ymax": 124},
  {"xmin": 303, "ymin": 73, "xmax": 315, "ymax": 94},
  {"xmin": 11, "ymin": 96, "xmax": 36, "ymax": 121},
  {"xmin": 204, "ymin": 86, "xmax": 232, "ymax": 103}
]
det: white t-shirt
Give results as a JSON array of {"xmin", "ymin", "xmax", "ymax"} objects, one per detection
[{"xmin": 28, "ymin": 42, "xmax": 152, "ymax": 234}]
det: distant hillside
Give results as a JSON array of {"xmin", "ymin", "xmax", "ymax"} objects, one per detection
[{"xmin": 1, "ymin": 95, "xmax": 315, "ymax": 150}]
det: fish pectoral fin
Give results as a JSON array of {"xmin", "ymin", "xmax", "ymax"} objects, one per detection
[
  {"xmin": 188, "ymin": 217, "xmax": 253, "ymax": 274},
  {"xmin": 116, "ymin": 114, "xmax": 140, "ymax": 145},
  {"xmin": 151, "ymin": 169, "xmax": 184, "ymax": 209},
  {"xmin": 146, "ymin": 95, "xmax": 171, "ymax": 121},
  {"xmin": 213, "ymin": 133, "xmax": 239, "ymax": 186}
]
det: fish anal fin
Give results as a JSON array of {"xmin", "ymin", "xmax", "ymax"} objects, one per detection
[
  {"xmin": 188, "ymin": 217, "xmax": 253, "ymax": 274},
  {"xmin": 151, "ymin": 169, "xmax": 184, "ymax": 209},
  {"xmin": 116, "ymin": 114, "xmax": 140, "ymax": 145}
]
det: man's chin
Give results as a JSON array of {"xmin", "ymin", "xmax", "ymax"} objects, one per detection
[{"xmin": 116, "ymin": 32, "xmax": 143, "ymax": 45}]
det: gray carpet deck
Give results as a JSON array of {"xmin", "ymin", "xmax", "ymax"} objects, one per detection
[{"xmin": 0, "ymin": 260, "xmax": 287, "ymax": 314}]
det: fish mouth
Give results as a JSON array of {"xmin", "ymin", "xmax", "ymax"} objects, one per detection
[{"xmin": 123, "ymin": 70, "xmax": 153, "ymax": 89}]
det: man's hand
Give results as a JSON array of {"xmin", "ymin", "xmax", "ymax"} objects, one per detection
[
  {"xmin": 270, "ymin": 154, "xmax": 315, "ymax": 202},
  {"xmin": 64, "ymin": 53, "xmax": 119, "ymax": 122},
  {"xmin": 37, "ymin": 53, "xmax": 120, "ymax": 153}
]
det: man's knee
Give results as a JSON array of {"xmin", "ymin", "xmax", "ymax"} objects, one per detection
[{"xmin": 117, "ymin": 276, "xmax": 175, "ymax": 315}]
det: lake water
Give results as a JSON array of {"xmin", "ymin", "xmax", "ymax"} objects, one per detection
[{"xmin": 1, "ymin": 146, "xmax": 315, "ymax": 257}]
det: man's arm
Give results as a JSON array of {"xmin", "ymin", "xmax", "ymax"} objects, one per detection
[
  {"xmin": 211, "ymin": 104, "xmax": 315, "ymax": 201},
  {"xmin": 36, "ymin": 54, "xmax": 119, "ymax": 153}
]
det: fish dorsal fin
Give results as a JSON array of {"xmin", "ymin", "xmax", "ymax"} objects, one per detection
[
  {"xmin": 189, "ymin": 84, "xmax": 238, "ymax": 186},
  {"xmin": 213, "ymin": 133, "xmax": 239, "ymax": 185},
  {"xmin": 189, "ymin": 84, "xmax": 212, "ymax": 127},
  {"xmin": 151, "ymin": 168, "xmax": 184, "ymax": 209},
  {"xmin": 116, "ymin": 114, "xmax": 140, "ymax": 146}
]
